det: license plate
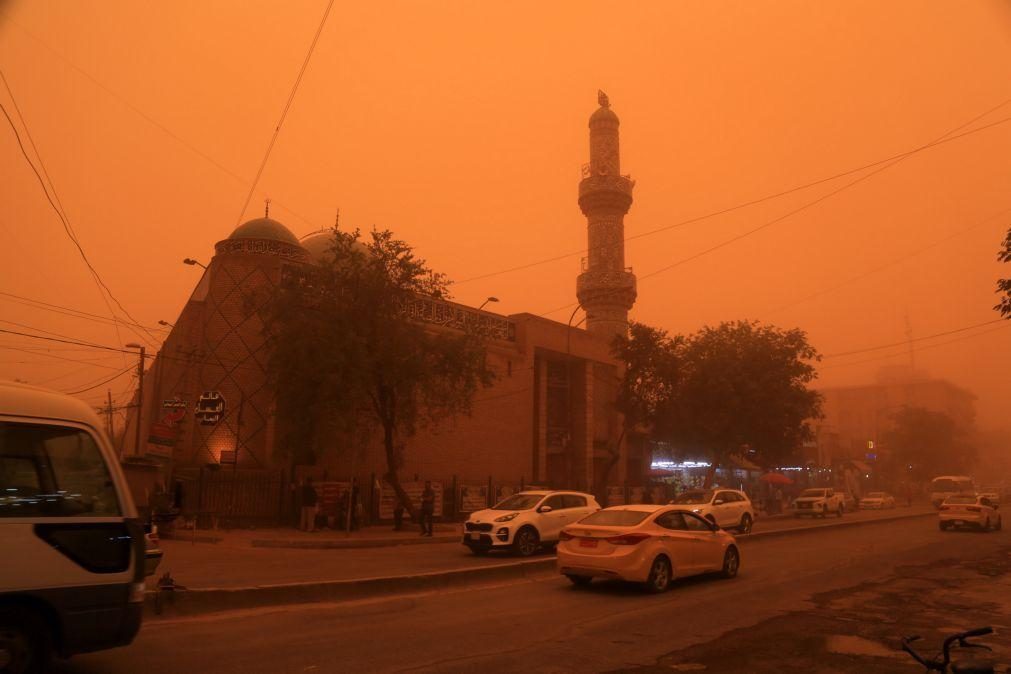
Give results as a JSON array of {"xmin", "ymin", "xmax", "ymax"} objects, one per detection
[
  {"xmin": 953, "ymin": 520, "xmax": 964, "ymax": 526},
  {"xmin": 579, "ymin": 538, "xmax": 598, "ymax": 548},
  {"xmin": 468, "ymin": 532, "xmax": 479, "ymax": 540}
]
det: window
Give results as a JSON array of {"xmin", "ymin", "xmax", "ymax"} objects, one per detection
[
  {"xmin": 563, "ymin": 494, "xmax": 587, "ymax": 509},
  {"xmin": 580, "ymin": 509, "xmax": 650, "ymax": 526},
  {"xmin": 716, "ymin": 491, "xmax": 735, "ymax": 504},
  {"xmin": 655, "ymin": 511, "xmax": 688, "ymax": 530},
  {"xmin": 543, "ymin": 495, "xmax": 567, "ymax": 510},
  {"xmin": 0, "ymin": 422, "xmax": 120, "ymax": 518},
  {"xmin": 683, "ymin": 513, "xmax": 714, "ymax": 532}
]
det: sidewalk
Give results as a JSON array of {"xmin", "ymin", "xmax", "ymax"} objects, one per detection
[{"xmin": 162, "ymin": 522, "xmax": 462, "ymax": 549}]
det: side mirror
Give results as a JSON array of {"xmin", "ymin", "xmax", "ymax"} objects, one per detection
[
  {"xmin": 538, "ymin": 505, "xmax": 553, "ymax": 513},
  {"xmin": 713, "ymin": 499, "xmax": 725, "ymax": 506}
]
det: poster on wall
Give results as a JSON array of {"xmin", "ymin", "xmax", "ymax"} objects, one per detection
[
  {"xmin": 146, "ymin": 405, "xmax": 187, "ymax": 460},
  {"xmin": 378, "ymin": 481, "xmax": 443, "ymax": 519},
  {"xmin": 315, "ymin": 481, "xmax": 352, "ymax": 516},
  {"xmin": 458, "ymin": 485, "xmax": 489, "ymax": 512}
]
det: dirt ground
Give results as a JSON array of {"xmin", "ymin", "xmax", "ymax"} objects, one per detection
[{"xmin": 616, "ymin": 544, "xmax": 1011, "ymax": 673}]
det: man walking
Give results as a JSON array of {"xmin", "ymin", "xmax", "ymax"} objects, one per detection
[
  {"xmin": 420, "ymin": 481, "xmax": 435, "ymax": 537},
  {"xmin": 300, "ymin": 477, "xmax": 319, "ymax": 532}
]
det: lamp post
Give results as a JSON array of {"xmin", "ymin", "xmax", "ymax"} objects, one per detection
[
  {"xmin": 182, "ymin": 258, "xmax": 207, "ymax": 270},
  {"xmin": 125, "ymin": 343, "xmax": 146, "ymax": 456},
  {"xmin": 477, "ymin": 296, "xmax": 499, "ymax": 311}
]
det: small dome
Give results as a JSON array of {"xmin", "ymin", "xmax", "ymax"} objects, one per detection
[
  {"xmin": 299, "ymin": 230, "xmax": 370, "ymax": 263},
  {"xmin": 590, "ymin": 105, "xmax": 619, "ymax": 125},
  {"xmin": 229, "ymin": 217, "xmax": 300, "ymax": 246}
]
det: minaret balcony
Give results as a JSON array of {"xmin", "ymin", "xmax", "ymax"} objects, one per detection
[{"xmin": 576, "ymin": 268, "xmax": 638, "ymax": 309}]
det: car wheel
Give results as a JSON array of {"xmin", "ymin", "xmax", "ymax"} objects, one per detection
[
  {"xmin": 566, "ymin": 574, "xmax": 592, "ymax": 587},
  {"xmin": 644, "ymin": 556, "xmax": 671, "ymax": 594},
  {"xmin": 738, "ymin": 513, "xmax": 753, "ymax": 534},
  {"xmin": 512, "ymin": 527, "xmax": 540, "ymax": 557},
  {"xmin": 721, "ymin": 546, "xmax": 740, "ymax": 579},
  {"xmin": 0, "ymin": 607, "xmax": 51, "ymax": 674}
]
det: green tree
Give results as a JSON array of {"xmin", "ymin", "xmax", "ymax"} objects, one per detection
[
  {"xmin": 659, "ymin": 320, "xmax": 823, "ymax": 485},
  {"xmin": 262, "ymin": 228, "xmax": 494, "ymax": 518},
  {"xmin": 995, "ymin": 228, "xmax": 1011, "ymax": 318},
  {"xmin": 882, "ymin": 407, "xmax": 974, "ymax": 481},
  {"xmin": 603, "ymin": 322, "xmax": 684, "ymax": 494}
]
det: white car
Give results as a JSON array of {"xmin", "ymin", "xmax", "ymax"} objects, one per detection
[
  {"xmin": 792, "ymin": 488, "xmax": 845, "ymax": 518},
  {"xmin": 668, "ymin": 488, "xmax": 755, "ymax": 533},
  {"xmin": 463, "ymin": 490, "xmax": 600, "ymax": 556},
  {"xmin": 979, "ymin": 488, "xmax": 1001, "ymax": 507},
  {"xmin": 939, "ymin": 494, "xmax": 1002, "ymax": 532},
  {"xmin": 930, "ymin": 475, "xmax": 975, "ymax": 508},
  {"xmin": 859, "ymin": 492, "xmax": 896, "ymax": 509}
]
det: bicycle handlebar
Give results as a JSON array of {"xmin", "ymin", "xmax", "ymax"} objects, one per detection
[
  {"xmin": 961, "ymin": 627, "xmax": 994, "ymax": 639},
  {"xmin": 903, "ymin": 627, "xmax": 993, "ymax": 671}
]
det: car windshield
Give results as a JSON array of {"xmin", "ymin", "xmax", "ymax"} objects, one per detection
[
  {"xmin": 672, "ymin": 490, "xmax": 713, "ymax": 505},
  {"xmin": 799, "ymin": 489, "xmax": 826, "ymax": 498},
  {"xmin": 492, "ymin": 494, "xmax": 543, "ymax": 510},
  {"xmin": 578, "ymin": 510, "xmax": 651, "ymax": 526},
  {"xmin": 945, "ymin": 496, "xmax": 977, "ymax": 505},
  {"xmin": 866, "ymin": 492, "xmax": 885, "ymax": 498}
]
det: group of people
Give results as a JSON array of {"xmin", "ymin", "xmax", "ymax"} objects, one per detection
[{"xmin": 297, "ymin": 477, "xmax": 437, "ymax": 535}]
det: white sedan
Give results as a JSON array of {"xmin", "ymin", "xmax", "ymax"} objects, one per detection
[
  {"xmin": 556, "ymin": 505, "xmax": 740, "ymax": 593},
  {"xmin": 939, "ymin": 495, "xmax": 1002, "ymax": 532},
  {"xmin": 859, "ymin": 492, "xmax": 896, "ymax": 509}
]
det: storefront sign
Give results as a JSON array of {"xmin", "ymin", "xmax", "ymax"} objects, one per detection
[{"xmin": 196, "ymin": 392, "xmax": 225, "ymax": 425}]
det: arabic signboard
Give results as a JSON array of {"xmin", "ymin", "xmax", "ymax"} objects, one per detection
[
  {"xmin": 196, "ymin": 392, "xmax": 225, "ymax": 425},
  {"xmin": 458, "ymin": 485, "xmax": 489, "ymax": 512},
  {"xmin": 316, "ymin": 481, "xmax": 351, "ymax": 516}
]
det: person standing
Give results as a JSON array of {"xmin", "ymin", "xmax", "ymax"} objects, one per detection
[
  {"xmin": 300, "ymin": 477, "xmax": 319, "ymax": 532},
  {"xmin": 393, "ymin": 495, "xmax": 405, "ymax": 531},
  {"xmin": 420, "ymin": 481, "xmax": 435, "ymax": 537}
]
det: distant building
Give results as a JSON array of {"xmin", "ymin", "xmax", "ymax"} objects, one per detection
[
  {"xmin": 121, "ymin": 95, "xmax": 645, "ymax": 519},
  {"xmin": 813, "ymin": 366, "xmax": 976, "ymax": 468}
]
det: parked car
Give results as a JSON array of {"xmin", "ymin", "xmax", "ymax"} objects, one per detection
[
  {"xmin": 791, "ymin": 487, "xmax": 845, "ymax": 518},
  {"xmin": 939, "ymin": 494, "xmax": 1002, "ymax": 532},
  {"xmin": 859, "ymin": 492, "xmax": 896, "ymax": 509},
  {"xmin": 556, "ymin": 505, "xmax": 740, "ymax": 592},
  {"xmin": 462, "ymin": 490, "xmax": 600, "ymax": 556},
  {"xmin": 930, "ymin": 475, "xmax": 975, "ymax": 508},
  {"xmin": 0, "ymin": 381, "xmax": 146, "ymax": 673},
  {"xmin": 979, "ymin": 487, "xmax": 1002, "ymax": 507},
  {"xmin": 669, "ymin": 488, "xmax": 755, "ymax": 533}
]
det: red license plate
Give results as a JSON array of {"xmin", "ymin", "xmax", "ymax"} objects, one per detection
[{"xmin": 579, "ymin": 538, "xmax": 598, "ymax": 548}]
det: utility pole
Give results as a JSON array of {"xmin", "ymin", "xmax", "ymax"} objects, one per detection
[
  {"xmin": 126, "ymin": 343, "xmax": 146, "ymax": 456},
  {"xmin": 105, "ymin": 389, "xmax": 114, "ymax": 439}
]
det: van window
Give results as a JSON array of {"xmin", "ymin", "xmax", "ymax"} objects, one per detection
[{"xmin": 0, "ymin": 421, "xmax": 120, "ymax": 518}]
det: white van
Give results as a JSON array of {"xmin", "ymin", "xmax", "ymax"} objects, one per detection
[
  {"xmin": 930, "ymin": 475, "xmax": 976, "ymax": 508},
  {"xmin": 0, "ymin": 381, "xmax": 145, "ymax": 673}
]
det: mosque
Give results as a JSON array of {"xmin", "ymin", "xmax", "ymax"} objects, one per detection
[{"xmin": 122, "ymin": 94, "xmax": 645, "ymax": 518}]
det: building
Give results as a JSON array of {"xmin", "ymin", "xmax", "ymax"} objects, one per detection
[{"xmin": 121, "ymin": 95, "xmax": 643, "ymax": 519}]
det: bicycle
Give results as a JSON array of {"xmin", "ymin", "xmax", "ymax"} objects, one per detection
[{"xmin": 902, "ymin": 626, "xmax": 995, "ymax": 673}]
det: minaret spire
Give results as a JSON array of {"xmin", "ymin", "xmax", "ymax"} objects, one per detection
[{"xmin": 576, "ymin": 92, "xmax": 637, "ymax": 339}]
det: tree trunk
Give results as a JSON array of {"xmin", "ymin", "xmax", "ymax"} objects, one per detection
[
  {"xmin": 592, "ymin": 428, "xmax": 626, "ymax": 500},
  {"xmin": 382, "ymin": 419, "xmax": 417, "ymax": 520}
]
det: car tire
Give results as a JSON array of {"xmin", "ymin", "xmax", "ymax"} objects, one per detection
[
  {"xmin": 512, "ymin": 526, "xmax": 540, "ymax": 557},
  {"xmin": 738, "ymin": 513, "xmax": 753, "ymax": 534},
  {"xmin": 721, "ymin": 546, "xmax": 740, "ymax": 579},
  {"xmin": 644, "ymin": 556, "xmax": 671, "ymax": 594},
  {"xmin": 0, "ymin": 607, "xmax": 51, "ymax": 674},
  {"xmin": 566, "ymin": 574, "xmax": 592, "ymax": 587}
]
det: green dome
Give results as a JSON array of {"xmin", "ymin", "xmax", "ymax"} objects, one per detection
[{"xmin": 229, "ymin": 217, "xmax": 299, "ymax": 246}]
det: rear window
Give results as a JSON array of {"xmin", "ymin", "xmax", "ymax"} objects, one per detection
[
  {"xmin": 0, "ymin": 421, "xmax": 121, "ymax": 518},
  {"xmin": 799, "ymin": 489, "xmax": 826, "ymax": 498},
  {"xmin": 944, "ymin": 496, "xmax": 977, "ymax": 505},
  {"xmin": 932, "ymin": 478, "xmax": 972, "ymax": 492},
  {"xmin": 579, "ymin": 509, "xmax": 651, "ymax": 526}
]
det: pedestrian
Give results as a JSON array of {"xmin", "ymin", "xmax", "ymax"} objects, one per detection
[
  {"xmin": 420, "ymin": 481, "xmax": 435, "ymax": 537},
  {"xmin": 300, "ymin": 477, "xmax": 319, "ymax": 532},
  {"xmin": 393, "ymin": 495, "xmax": 405, "ymax": 531}
]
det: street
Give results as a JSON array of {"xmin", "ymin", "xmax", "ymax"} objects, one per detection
[{"xmin": 60, "ymin": 516, "xmax": 1009, "ymax": 673}]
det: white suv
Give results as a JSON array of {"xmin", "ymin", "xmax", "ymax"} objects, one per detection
[
  {"xmin": 669, "ymin": 488, "xmax": 756, "ymax": 533},
  {"xmin": 463, "ymin": 490, "xmax": 600, "ymax": 556}
]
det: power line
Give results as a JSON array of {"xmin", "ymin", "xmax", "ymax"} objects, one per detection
[
  {"xmin": 0, "ymin": 290, "xmax": 169, "ymax": 332},
  {"xmin": 0, "ymin": 74, "xmax": 159, "ymax": 349},
  {"xmin": 822, "ymin": 318, "xmax": 1006, "ymax": 359},
  {"xmin": 64, "ymin": 366, "xmax": 135, "ymax": 395},
  {"xmin": 460, "ymin": 102, "xmax": 1011, "ymax": 287},
  {"xmin": 234, "ymin": 0, "xmax": 335, "ymax": 226},
  {"xmin": 819, "ymin": 321, "xmax": 1011, "ymax": 370}
]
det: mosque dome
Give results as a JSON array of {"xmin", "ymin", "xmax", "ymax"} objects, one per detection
[
  {"xmin": 299, "ymin": 230, "xmax": 370, "ymax": 263},
  {"xmin": 228, "ymin": 217, "xmax": 300, "ymax": 246}
]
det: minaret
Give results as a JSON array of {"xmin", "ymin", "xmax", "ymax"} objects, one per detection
[{"xmin": 576, "ymin": 90, "xmax": 637, "ymax": 339}]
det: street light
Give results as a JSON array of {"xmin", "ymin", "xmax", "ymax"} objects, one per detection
[
  {"xmin": 477, "ymin": 296, "xmax": 499, "ymax": 311},
  {"xmin": 158, "ymin": 320, "xmax": 174, "ymax": 328},
  {"xmin": 182, "ymin": 258, "xmax": 207, "ymax": 269},
  {"xmin": 125, "ymin": 343, "xmax": 146, "ymax": 456}
]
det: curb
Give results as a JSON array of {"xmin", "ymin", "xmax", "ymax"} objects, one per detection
[
  {"xmin": 146, "ymin": 557, "xmax": 554, "ymax": 618},
  {"xmin": 251, "ymin": 534, "xmax": 459, "ymax": 549},
  {"xmin": 146, "ymin": 510, "xmax": 937, "ymax": 618}
]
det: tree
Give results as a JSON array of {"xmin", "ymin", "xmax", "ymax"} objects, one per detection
[
  {"xmin": 603, "ymin": 322, "xmax": 684, "ymax": 494},
  {"xmin": 881, "ymin": 407, "xmax": 974, "ymax": 481},
  {"xmin": 995, "ymin": 228, "xmax": 1011, "ymax": 318},
  {"xmin": 659, "ymin": 320, "xmax": 823, "ymax": 486},
  {"xmin": 261, "ymin": 228, "xmax": 495, "ymax": 518}
]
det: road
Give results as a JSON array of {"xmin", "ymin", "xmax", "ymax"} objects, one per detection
[{"xmin": 59, "ymin": 514, "xmax": 1007, "ymax": 673}]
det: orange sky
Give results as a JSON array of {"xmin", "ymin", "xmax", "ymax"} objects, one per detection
[{"xmin": 2, "ymin": 1, "xmax": 1010, "ymax": 428}]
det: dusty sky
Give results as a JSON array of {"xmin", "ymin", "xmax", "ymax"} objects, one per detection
[{"xmin": 1, "ymin": 1, "xmax": 1010, "ymax": 428}]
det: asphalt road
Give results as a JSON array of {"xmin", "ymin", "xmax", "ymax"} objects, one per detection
[{"xmin": 61, "ymin": 514, "xmax": 1001, "ymax": 674}]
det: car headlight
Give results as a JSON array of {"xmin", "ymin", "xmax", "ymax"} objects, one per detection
[{"xmin": 494, "ymin": 513, "xmax": 519, "ymax": 522}]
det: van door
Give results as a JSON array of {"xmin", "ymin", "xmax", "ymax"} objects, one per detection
[{"xmin": 0, "ymin": 419, "xmax": 144, "ymax": 656}]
